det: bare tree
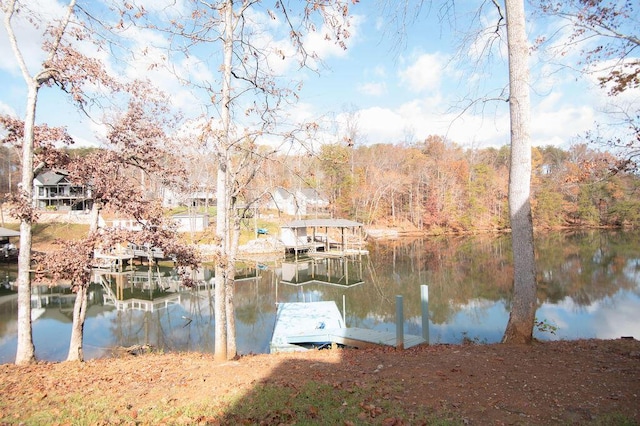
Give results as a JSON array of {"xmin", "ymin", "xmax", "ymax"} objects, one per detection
[
  {"xmin": 1, "ymin": 0, "xmax": 82, "ymax": 365},
  {"xmin": 116, "ymin": 0, "xmax": 355, "ymax": 361},
  {"xmin": 381, "ymin": 0, "xmax": 538, "ymax": 342},
  {"xmin": 536, "ymin": 0, "xmax": 639, "ymax": 171},
  {"xmin": 501, "ymin": 0, "xmax": 536, "ymax": 343},
  {"xmin": 537, "ymin": 0, "xmax": 639, "ymax": 96}
]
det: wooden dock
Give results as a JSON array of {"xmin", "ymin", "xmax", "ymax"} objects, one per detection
[
  {"xmin": 270, "ymin": 301, "xmax": 426, "ymax": 353},
  {"xmin": 93, "ymin": 245, "xmax": 168, "ymax": 270},
  {"xmin": 93, "ymin": 249, "xmax": 135, "ymax": 270}
]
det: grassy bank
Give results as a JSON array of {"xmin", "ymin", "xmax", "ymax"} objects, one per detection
[{"xmin": 3, "ymin": 222, "xmax": 89, "ymax": 252}]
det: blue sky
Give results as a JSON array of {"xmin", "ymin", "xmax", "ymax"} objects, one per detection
[{"xmin": 1, "ymin": 0, "xmax": 637, "ymax": 152}]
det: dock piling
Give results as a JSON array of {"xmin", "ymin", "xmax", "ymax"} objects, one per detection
[
  {"xmin": 396, "ymin": 295, "xmax": 404, "ymax": 350},
  {"xmin": 342, "ymin": 294, "xmax": 346, "ymax": 324},
  {"xmin": 421, "ymin": 285, "xmax": 429, "ymax": 344}
]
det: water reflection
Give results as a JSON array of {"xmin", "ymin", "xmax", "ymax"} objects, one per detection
[
  {"xmin": 279, "ymin": 257, "xmax": 364, "ymax": 287},
  {"xmin": 0, "ymin": 230, "xmax": 638, "ymax": 362}
]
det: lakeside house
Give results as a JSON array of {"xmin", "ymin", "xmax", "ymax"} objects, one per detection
[
  {"xmin": 161, "ymin": 186, "xmax": 216, "ymax": 209},
  {"xmin": 267, "ymin": 187, "xmax": 329, "ymax": 217},
  {"xmin": 33, "ymin": 170, "xmax": 92, "ymax": 211}
]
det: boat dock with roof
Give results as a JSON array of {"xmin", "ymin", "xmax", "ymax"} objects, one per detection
[{"xmin": 280, "ymin": 219, "xmax": 369, "ymax": 258}]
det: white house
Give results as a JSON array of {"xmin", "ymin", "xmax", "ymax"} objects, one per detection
[
  {"xmin": 103, "ymin": 214, "xmax": 210, "ymax": 233},
  {"xmin": 172, "ymin": 213, "xmax": 210, "ymax": 233},
  {"xmin": 161, "ymin": 186, "xmax": 215, "ymax": 208},
  {"xmin": 267, "ymin": 187, "xmax": 329, "ymax": 217}
]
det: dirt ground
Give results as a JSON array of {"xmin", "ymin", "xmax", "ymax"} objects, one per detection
[{"xmin": 1, "ymin": 339, "xmax": 639, "ymax": 425}]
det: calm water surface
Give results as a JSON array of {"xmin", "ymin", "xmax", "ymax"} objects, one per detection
[{"xmin": 0, "ymin": 230, "xmax": 638, "ymax": 362}]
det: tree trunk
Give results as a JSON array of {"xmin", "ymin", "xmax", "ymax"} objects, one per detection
[
  {"xmin": 5, "ymin": 0, "xmax": 78, "ymax": 366},
  {"xmin": 225, "ymin": 214, "xmax": 241, "ymax": 358},
  {"xmin": 502, "ymin": 0, "xmax": 537, "ymax": 344},
  {"xmin": 89, "ymin": 201, "xmax": 102, "ymax": 233},
  {"xmin": 64, "ymin": 201, "xmax": 101, "ymax": 362},
  {"xmin": 66, "ymin": 284, "xmax": 88, "ymax": 361},
  {"xmin": 225, "ymin": 272, "xmax": 236, "ymax": 358},
  {"xmin": 213, "ymin": 160, "xmax": 227, "ymax": 362},
  {"xmin": 213, "ymin": 0, "xmax": 234, "ymax": 362},
  {"xmin": 15, "ymin": 82, "xmax": 39, "ymax": 365}
]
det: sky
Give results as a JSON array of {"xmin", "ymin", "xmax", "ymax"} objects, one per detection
[{"xmin": 0, "ymin": 0, "xmax": 638, "ymax": 153}]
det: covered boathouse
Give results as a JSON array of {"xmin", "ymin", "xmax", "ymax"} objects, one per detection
[{"xmin": 279, "ymin": 218, "xmax": 368, "ymax": 258}]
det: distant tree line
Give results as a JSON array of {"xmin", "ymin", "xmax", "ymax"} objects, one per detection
[
  {"xmin": 263, "ymin": 136, "xmax": 640, "ymax": 232},
  {"xmin": 2, "ymin": 138, "xmax": 637, "ymax": 233}
]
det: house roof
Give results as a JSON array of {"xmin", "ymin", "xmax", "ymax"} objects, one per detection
[
  {"xmin": 273, "ymin": 187, "xmax": 327, "ymax": 202},
  {"xmin": 34, "ymin": 170, "xmax": 68, "ymax": 186},
  {"xmin": 299, "ymin": 188, "xmax": 325, "ymax": 201},
  {"xmin": 282, "ymin": 219, "xmax": 363, "ymax": 229},
  {"xmin": 273, "ymin": 187, "xmax": 292, "ymax": 199}
]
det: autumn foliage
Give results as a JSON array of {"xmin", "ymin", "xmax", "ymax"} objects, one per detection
[{"xmin": 264, "ymin": 136, "xmax": 640, "ymax": 232}]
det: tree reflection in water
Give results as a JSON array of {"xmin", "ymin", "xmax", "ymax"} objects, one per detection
[{"xmin": 0, "ymin": 230, "xmax": 639, "ymax": 362}]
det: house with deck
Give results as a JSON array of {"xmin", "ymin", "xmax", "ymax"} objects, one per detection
[{"xmin": 33, "ymin": 169, "xmax": 91, "ymax": 211}]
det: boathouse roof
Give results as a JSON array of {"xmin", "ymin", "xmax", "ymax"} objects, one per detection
[{"xmin": 0, "ymin": 227, "xmax": 20, "ymax": 238}]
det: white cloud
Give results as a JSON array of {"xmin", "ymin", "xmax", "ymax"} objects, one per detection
[
  {"xmin": 0, "ymin": 0, "xmax": 68, "ymax": 74},
  {"xmin": 0, "ymin": 101, "xmax": 15, "ymax": 117},
  {"xmin": 372, "ymin": 65, "xmax": 387, "ymax": 78},
  {"xmin": 375, "ymin": 17, "xmax": 384, "ymax": 32},
  {"xmin": 531, "ymin": 92, "xmax": 596, "ymax": 147},
  {"xmin": 358, "ymin": 106, "xmax": 405, "ymax": 142},
  {"xmin": 398, "ymin": 53, "xmax": 445, "ymax": 93},
  {"xmin": 343, "ymin": 94, "xmax": 510, "ymax": 148},
  {"xmin": 357, "ymin": 82, "xmax": 386, "ymax": 96}
]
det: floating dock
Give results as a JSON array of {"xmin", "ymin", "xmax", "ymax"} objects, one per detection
[
  {"xmin": 270, "ymin": 301, "xmax": 345, "ymax": 353},
  {"xmin": 270, "ymin": 301, "xmax": 426, "ymax": 353}
]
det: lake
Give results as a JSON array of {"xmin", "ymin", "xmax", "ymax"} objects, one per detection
[{"xmin": 1, "ymin": 229, "xmax": 639, "ymax": 363}]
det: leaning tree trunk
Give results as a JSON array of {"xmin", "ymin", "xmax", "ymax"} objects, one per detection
[
  {"xmin": 502, "ymin": 0, "xmax": 537, "ymax": 344},
  {"xmin": 15, "ymin": 82, "xmax": 39, "ymax": 365},
  {"xmin": 67, "ymin": 284, "xmax": 88, "ymax": 361},
  {"xmin": 65, "ymin": 201, "xmax": 101, "ymax": 362}
]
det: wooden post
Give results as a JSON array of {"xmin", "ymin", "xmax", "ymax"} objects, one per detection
[
  {"xmin": 421, "ymin": 285, "xmax": 429, "ymax": 344},
  {"xmin": 396, "ymin": 295, "xmax": 404, "ymax": 350}
]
